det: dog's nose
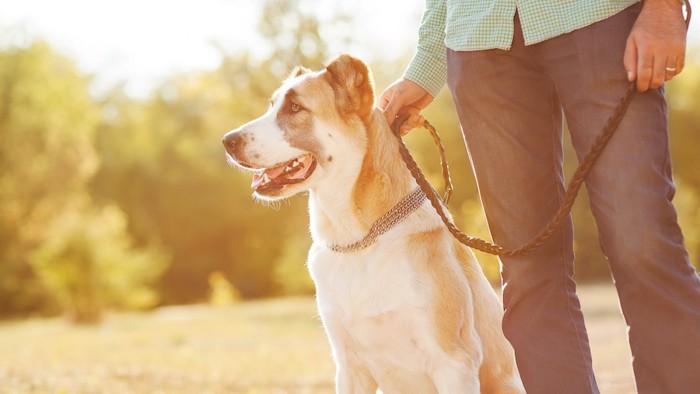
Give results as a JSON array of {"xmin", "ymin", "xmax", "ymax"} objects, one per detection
[{"xmin": 222, "ymin": 132, "xmax": 243, "ymax": 156}]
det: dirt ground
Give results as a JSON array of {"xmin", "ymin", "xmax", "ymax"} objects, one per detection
[{"xmin": 0, "ymin": 283, "xmax": 635, "ymax": 393}]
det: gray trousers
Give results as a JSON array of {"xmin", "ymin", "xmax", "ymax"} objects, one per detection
[{"xmin": 446, "ymin": 4, "xmax": 700, "ymax": 393}]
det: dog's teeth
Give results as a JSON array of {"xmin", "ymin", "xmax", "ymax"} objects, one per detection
[
  {"xmin": 292, "ymin": 161, "xmax": 300, "ymax": 168},
  {"xmin": 262, "ymin": 173, "xmax": 270, "ymax": 184},
  {"xmin": 285, "ymin": 165, "xmax": 292, "ymax": 172}
]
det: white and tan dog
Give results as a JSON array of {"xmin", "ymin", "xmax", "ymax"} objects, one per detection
[{"xmin": 223, "ymin": 54, "xmax": 524, "ymax": 393}]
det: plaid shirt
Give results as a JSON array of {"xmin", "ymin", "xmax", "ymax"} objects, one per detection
[{"xmin": 405, "ymin": 0, "xmax": 639, "ymax": 96}]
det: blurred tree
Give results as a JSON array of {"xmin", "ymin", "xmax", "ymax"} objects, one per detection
[
  {"xmin": 208, "ymin": 270, "xmax": 242, "ymax": 306},
  {"xmin": 258, "ymin": 0, "xmax": 350, "ymax": 74},
  {"xmin": 30, "ymin": 202, "xmax": 167, "ymax": 323},
  {"xmin": 667, "ymin": 62, "xmax": 700, "ymax": 269},
  {"xmin": 273, "ymin": 229, "xmax": 315, "ymax": 296},
  {"xmin": 0, "ymin": 41, "xmax": 98, "ymax": 316},
  {"xmin": 0, "ymin": 42, "xmax": 166, "ymax": 321}
]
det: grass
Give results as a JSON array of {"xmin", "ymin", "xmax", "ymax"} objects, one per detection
[{"xmin": 0, "ymin": 283, "xmax": 635, "ymax": 393}]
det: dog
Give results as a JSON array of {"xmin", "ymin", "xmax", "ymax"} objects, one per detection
[{"xmin": 223, "ymin": 54, "xmax": 524, "ymax": 393}]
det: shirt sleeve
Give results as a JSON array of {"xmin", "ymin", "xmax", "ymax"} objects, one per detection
[{"xmin": 403, "ymin": 0, "xmax": 448, "ymax": 97}]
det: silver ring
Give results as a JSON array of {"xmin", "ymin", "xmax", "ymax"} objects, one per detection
[{"xmin": 666, "ymin": 67, "xmax": 677, "ymax": 72}]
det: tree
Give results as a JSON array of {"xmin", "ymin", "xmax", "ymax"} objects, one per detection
[
  {"xmin": 0, "ymin": 41, "xmax": 167, "ymax": 321},
  {"xmin": 31, "ymin": 202, "xmax": 167, "ymax": 323},
  {"xmin": 0, "ymin": 41, "xmax": 99, "ymax": 316}
]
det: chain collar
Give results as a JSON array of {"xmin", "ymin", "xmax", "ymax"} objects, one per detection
[{"xmin": 326, "ymin": 187, "xmax": 426, "ymax": 253}]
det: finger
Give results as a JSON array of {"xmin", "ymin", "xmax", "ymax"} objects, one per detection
[
  {"xmin": 676, "ymin": 54, "xmax": 685, "ymax": 75},
  {"xmin": 666, "ymin": 53, "xmax": 685, "ymax": 81},
  {"xmin": 666, "ymin": 55, "xmax": 685, "ymax": 81},
  {"xmin": 383, "ymin": 93, "xmax": 401, "ymax": 126},
  {"xmin": 623, "ymin": 35, "xmax": 638, "ymax": 82},
  {"xmin": 413, "ymin": 114, "xmax": 425, "ymax": 128},
  {"xmin": 378, "ymin": 86, "xmax": 393, "ymax": 110},
  {"xmin": 398, "ymin": 109, "xmax": 421, "ymax": 135},
  {"xmin": 650, "ymin": 55, "xmax": 668, "ymax": 89},
  {"xmin": 401, "ymin": 115, "xmax": 420, "ymax": 132},
  {"xmin": 399, "ymin": 114, "xmax": 424, "ymax": 136},
  {"xmin": 665, "ymin": 70, "xmax": 675, "ymax": 82},
  {"xmin": 636, "ymin": 51, "xmax": 654, "ymax": 92},
  {"xmin": 665, "ymin": 60, "xmax": 678, "ymax": 81},
  {"xmin": 378, "ymin": 93, "xmax": 389, "ymax": 110},
  {"xmin": 379, "ymin": 88, "xmax": 396, "ymax": 126}
]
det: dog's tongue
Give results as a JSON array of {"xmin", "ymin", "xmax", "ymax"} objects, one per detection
[{"xmin": 251, "ymin": 166, "xmax": 285, "ymax": 189}]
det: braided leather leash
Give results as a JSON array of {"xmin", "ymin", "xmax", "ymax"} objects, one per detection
[
  {"xmin": 392, "ymin": 84, "xmax": 636, "ymax": 257},
  {"xmin": 390, "ymin": 0, "xmax": 692, "ymax": 257}
]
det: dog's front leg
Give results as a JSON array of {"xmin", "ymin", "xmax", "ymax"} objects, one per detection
[
  {"xmin": 335, "ymin": 358, "xmax": 378, "ymax": 394},
  {"xmin": 323, "ymin": 317, "xmax": 378, "ymax": 393},
  {"xmin": 431, "ymin": 346, "xmax": 482, "ymax": 394},
  {"xmin": 432, "ymin": 366, "xmax": 480, "ymax": 394}
]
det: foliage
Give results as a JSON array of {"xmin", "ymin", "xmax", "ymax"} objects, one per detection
[
  {"xmin": 0, "ymin": 42, "xmax": 167, "ymax": 321},
  {"xmin": 0, "ymin": 41, "xmax": 100, "ymax": 317},
  {"xmin": 30, "ymin": 202, "xmax": 167, "ymax": 323},
  {"xmin": 667, "ymin": 64, "xmax": 700, "ymax": 269},
  {"xmin": 207, "ymin": 270, "xmax": 242, "ymax": 305}
]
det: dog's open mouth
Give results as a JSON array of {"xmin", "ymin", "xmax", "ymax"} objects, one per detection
[{"xmin": 251, "ymin": 154, "xmax": 317, "ymax": 193}]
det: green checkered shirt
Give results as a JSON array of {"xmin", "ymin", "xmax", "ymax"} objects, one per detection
[{"xmin": 405, "ymin": 0, "xmax": 639, "ymax": 96}]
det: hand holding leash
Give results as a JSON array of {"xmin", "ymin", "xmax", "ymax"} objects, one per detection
[
  {"xmin": 379, "ymin": 78, "xmax": 433, "ymax": 135},
  {"xmin": 624, "ymin": 0, "xmax": 691, "ymax": 91}
]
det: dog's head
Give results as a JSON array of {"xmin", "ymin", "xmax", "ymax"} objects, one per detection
[{"xmin": 222, "ymin": 54, "xmax": 376, "ymax": 201}]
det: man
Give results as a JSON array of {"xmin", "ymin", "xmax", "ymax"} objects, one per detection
[{"xmin": 380, "ymin": 0, "xmax": 700, "ymax": 393}]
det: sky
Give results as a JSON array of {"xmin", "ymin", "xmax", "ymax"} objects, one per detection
[
  {"xmin": 1, "ymin": 0, "xmax": 697, "ymax": 98},
  {"xmin": 0, "ymin": 0, "xmax": 422, "ymax": 97}
]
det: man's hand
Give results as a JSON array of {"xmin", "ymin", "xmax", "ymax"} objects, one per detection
[
  {"xmin": 624, "ymin": 0, "xmax": 687, "ymax": 92},
  {"xmin": 379, "ymin": 78, "xmax": 434, "ymax": 135}
]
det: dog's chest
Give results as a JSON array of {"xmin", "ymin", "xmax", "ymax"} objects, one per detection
[
  {"xmin": 308, "ymin": 242, "xmax": 430, "ymax": 318},
  {"xmin": 308, "ymin": 243, "xmax": 439, "ymax": 383}
]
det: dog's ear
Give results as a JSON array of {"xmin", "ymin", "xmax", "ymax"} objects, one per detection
[
  {"xmin": 290, "ymin": 66, "xmax": 311, "ymax": 78},
  {"xmin": 325, "ymin": 54, "xmax": 375, "ymax": 120}
]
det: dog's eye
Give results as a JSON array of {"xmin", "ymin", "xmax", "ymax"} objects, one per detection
[{"xmin": 290, "ymin": 102, "xmax": 302, "ymax": 113}]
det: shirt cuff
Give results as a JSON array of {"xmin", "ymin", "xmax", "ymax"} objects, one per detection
[{"xmin": 403, "ymin": 49, "xmax": 447, "ymax": 98}]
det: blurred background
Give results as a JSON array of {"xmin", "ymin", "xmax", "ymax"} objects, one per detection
[{"xmin": 0, "ymin": 0, "xmax": 698, "ymax": 392}]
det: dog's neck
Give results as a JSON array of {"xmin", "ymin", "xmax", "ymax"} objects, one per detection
[{"xmin": 308, "ymin": 108, "xmax": 415, "ymax": 246}]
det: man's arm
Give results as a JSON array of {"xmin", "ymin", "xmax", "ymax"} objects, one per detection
[
  {"xmin": 379, "ymin": 0, "xmax": 447, "ymax": 132},
  {"xmin": 403, "ymin": 0, "xmax": 449, "ymax": 97}
]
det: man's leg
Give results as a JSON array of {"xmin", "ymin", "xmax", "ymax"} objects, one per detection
[
  {"xmin": 536, "ymin": 4, "xmax": 700, "ymax": 393},
  {"xmin": 446, "ymin": 19, "xmax": 599, "ymax": 394}
]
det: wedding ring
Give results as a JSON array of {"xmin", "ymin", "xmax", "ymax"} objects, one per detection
[{"xmin": 666, "ymin": 67, "xmax": 677, "ymax": 72}]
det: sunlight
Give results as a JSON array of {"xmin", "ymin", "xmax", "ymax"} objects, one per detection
[{"xmin": 0, "ymin": 0, "xmax": 422, "ymax": 97}]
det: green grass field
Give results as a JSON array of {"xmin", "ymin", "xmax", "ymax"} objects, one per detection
[{"xmin": 0, "ymin": 283, "xmax": 635, "ymax": 393}]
